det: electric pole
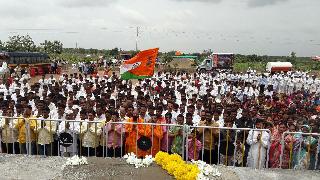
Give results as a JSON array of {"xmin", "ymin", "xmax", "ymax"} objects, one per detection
[{"xmin": 136, "ymin": 27, "xmax": 139, "ymax": 51}]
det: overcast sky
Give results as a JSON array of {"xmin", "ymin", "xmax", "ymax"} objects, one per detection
[{"xmin": 0, "ymin": 0, "xmax": 319, "ymax": 56}]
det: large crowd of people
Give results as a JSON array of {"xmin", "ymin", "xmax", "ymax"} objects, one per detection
[{"xmin": 0, "ymin": 69, "xmax": 320, "ymax": 170}]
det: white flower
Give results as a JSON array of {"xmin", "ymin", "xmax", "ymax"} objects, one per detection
[
  {"xmin": 192, "ymin": 160, "xmax": 221, "ymax": 180},
  {"xmin": 142, "ymin": 155, "xmax": 154, "ymax": 167},
  {"xmin": 64, "ymin": 155, "xmax": 88, "ymax": 166},
  {"xmin": 123, "ymin": 153, "xmax": 154, "ymax": 168}
]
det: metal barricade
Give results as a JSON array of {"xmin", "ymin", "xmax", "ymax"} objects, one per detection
[
  {"xmin": 187, "ymin": 125, "xmax": 271, "ymax": 169},
  {"xmin": 103, "ymin": 121, "xmax": 183, "ymax": 159},
  {"xmin": 0, "ymin": 116, "xmax": 104, "ymax": 157},
  {"xmin": 280, "ymin": 132, "xmax": 320, "ymax": 170},
  {"xmin": 0, "ymin": 116, "xmax": 20, "ymax": 155},
  {"xmin": 0, "ymin": 116, "xmax": 273, "ymax": 170}
]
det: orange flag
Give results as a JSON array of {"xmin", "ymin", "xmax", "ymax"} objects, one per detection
[{"xmin": 120, "ymin": 48, "xmax": 159, "ymax": 80}]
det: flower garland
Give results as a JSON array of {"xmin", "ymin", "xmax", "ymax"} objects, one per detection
[
  {"xmin": 155, "ymin": 152, "xmax": 199, "ymax": 180},
  {"xmin": 155, "ymin": 152, "xmax": 221, "ymax": 180},
  {"xmin": 123, "ymin": 152, "xmax": 154, "ymax": 168},
  {"xmin": 64, "ymin": 155, "xmax": 88, "ymax": 166}
]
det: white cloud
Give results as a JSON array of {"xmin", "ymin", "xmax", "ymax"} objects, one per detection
[
  {"xmin": 173, "ymin": 0, "xmax": 222, "ymax": 3},
  {"xmin": 58, "ymin": 0, "xmax": 118, "ymax": 8},
  {"xmin": 115, "ymin": 6, "xmax": 148, "ymax": 25},
  {"xmin": 248, "ymin": 0, "xmax": 290, "ymax": 7}
]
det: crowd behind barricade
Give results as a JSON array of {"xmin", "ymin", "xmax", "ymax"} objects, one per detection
[{"xmin": 0, "ymin": 69, "xmax": 320, "ymax": 170}]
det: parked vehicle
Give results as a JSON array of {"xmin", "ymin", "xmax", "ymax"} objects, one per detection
[
  {"xmin": 0, "ymin": 51, "xmax": 58, "ymax": 76},
  {"xmin": 0, "ymin": 52, "xmax": 50, "ymax": 67},
  {"xmin": 197, "ymin": 53, "xmax": 234, "ymax": 73},
  {"xmin": 266, "ymin": 62, "xmax": 293, "ymax": 73}
]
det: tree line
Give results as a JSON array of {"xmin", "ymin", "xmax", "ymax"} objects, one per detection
[
  {"xmin": 0, "ymin": 35, "xmax": 63, "ymax": 54},
  {"xmin": 0, "ymin": 34, "xmax": 314, "ymax": 68}
]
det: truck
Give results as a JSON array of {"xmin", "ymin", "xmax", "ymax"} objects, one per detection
[
  {"xmin": 0, "ymin": 51, "xmax": 54, "ymax": 77},
  {"xmin": 197, "ymin": 53, "xmax": 234, "ymax": 73},
  {"xmin": 266, "ymin": 62, "xmax": 293, "ymax": 73}
]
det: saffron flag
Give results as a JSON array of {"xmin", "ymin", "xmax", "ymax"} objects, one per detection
[{"xmin": 120, "ymin": 48, "xmax": 159, "ymax": 80}]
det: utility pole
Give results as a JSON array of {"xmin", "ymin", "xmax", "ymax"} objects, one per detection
[{"xmin": 136, "ymin": 27, "xmax": 139, "ymax": 51}]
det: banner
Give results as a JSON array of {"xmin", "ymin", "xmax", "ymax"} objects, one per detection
[{"xmin": 120, "ymin": 48, "xmax": 159, "ymax": 80}]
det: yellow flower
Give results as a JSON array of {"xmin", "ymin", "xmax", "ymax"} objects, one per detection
[
  {"xmin": 166, "ymin": 161, "xmax": 179, "ymax": 175},
  {"xmin": 169, "ymin": 153, "xmax": 183, "ymax": 162},
  {"xmin": 155, "ymin": 151, "xmax": 200, "ymax": 180}
]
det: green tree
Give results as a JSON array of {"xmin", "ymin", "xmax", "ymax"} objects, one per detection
[
  {"xmin": 41, "ymin": 40, "xmax": 63, "ymax": 54},
  {"xmin": 247, "ymin": 54, "xmax": 262, "ymax": 62},
  {"xmin": 288, "ymin": 51, "xmax": 297, "ymax": 64},
  {"xmin": 89, "ymin": 48, "xmax": 98, "ymax": 55},
  {"xmin": 109, "ymin": 47, "xmax": 119, "ymax": 56},
  {"xmin": 78, "ymin": 48, "xmax": 86, "ymax": 54},
  {"xmin": 5, "ymin": 35, "xmax": 37, "ymax": 52}
]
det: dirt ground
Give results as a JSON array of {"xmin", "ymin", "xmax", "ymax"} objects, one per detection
[{"xmin": 167, "ymin": 59, "xmax": 195, "ymax": 69}]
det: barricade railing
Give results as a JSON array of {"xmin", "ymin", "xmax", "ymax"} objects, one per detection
[
  {"xmin": 280, "ymin": 132, "xmax": 320, "ymax": 170},
  {"xmin": 0, "ymin": 116, "xmax": 274, "ymax": 169},
  {"xmin": 187, "ymin": 125, "xmax": 271, "ymax": 169},
  {"xmin": 0, "ymin": 116, "xmax": 20, "ymax": 154}
]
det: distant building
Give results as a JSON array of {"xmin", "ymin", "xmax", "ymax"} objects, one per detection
[{"xmin": 311, "ymin": 56, "xmax": 320, "ymax": 61}]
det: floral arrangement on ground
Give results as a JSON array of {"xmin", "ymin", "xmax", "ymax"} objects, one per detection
[
  {"xmin": 62, "ymin": 155, "xmax": 88, "ymax": 168},
  {"xmin": 155, "ymin": 151, "xmax": 221, "ymax": 180},
  {"xmin": 123, "ymin": 152, "xmax": 154, "ymax": 168}
]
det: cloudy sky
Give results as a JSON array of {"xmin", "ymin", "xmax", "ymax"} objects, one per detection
[{"xmin": 0, "ymin": 0, "xmax": 319, "ymax": 56}]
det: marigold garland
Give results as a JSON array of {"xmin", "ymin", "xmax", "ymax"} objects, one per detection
[{"xmin": 155, "ymin": 151, "xmax": 200, "ymax": 180}]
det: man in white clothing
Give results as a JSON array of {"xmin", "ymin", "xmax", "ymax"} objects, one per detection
[{"xmin": 246, "ymin": 119, "xmax": 270, "ymax": 169}]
